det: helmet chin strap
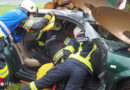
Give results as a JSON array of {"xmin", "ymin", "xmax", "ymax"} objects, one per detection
[
  {"xmin": 29, "ymin": 13, "xmax": 34, "ymax": 18},
  {"xmin": 76, "ymin": 32, "xmax": 85, "ymax": 37},
  {"xmin": 27, "ymin": 12, "xmax": 31, "ymax": 17},
  {"xmin": 76, "ymin": 32, "xmax": 81, "ymax": 37}
]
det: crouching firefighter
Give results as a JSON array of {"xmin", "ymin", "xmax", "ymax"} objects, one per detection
[
  {"xmin": 25, "ymin": 20, "xmax": 71, "ymax": 65},
  {"xmin": 0, "ymin": 34, "xmax": 9, "ymax": 89},
  {"xmin": 22, "ymin": 26, "xmax": 97, "ymax": 90},
  {"xmin": 0, "ymin": 0, "xmax": 54, "ymax": 44},
  {"xmin": 0, "ymin": 0, "xmax": 54, "ymax": 88}
]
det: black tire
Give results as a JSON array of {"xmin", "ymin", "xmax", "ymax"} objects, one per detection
[
  {"xmin": 6, "ymin": 60, "xmax": 15, "ymax": 81},
  {"xmin": 6, "ymin": 59, "xmax": 20, "ymax": 82},
  {"xmin": 118, "ymin": 79, "xmax": 130, "ymax": 90}
]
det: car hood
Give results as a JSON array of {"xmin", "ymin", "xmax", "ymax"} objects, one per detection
[{"xmin": 92, "ymin": 6, "xmax": 130, "ymax": 45}]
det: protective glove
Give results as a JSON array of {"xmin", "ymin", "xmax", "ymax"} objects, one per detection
[{"xmin": 44, "ymin": 12, "xmax": 54, "ymax": 21}]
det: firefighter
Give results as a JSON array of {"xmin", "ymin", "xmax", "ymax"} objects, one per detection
[
  {"xmin": 0, "ymin": 36, "xmax": 9, "ymax": 90},
  {"xmin": 22, "ymin": 27, "xmax": 97, "ymax": 90},
  {"xmin": 0, "ymin": 0, "xmax": 54, "ymax": 44},
  {"xmin": 0, "ymin": 0, "xmax": 54, "ymax": 89},
  {"xmin": 25, "ymin": 21, "xmax": 71, "ymax": 65}
]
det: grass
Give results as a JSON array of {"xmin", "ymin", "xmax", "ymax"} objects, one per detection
[
  {"xmin": 0, "ymin": 3, "xmax": 44, "ymax": 15},
  {"xmin": 126, "ymin": 3, "xmax": 130, "ymax": 12},
  {"xmin": 0, "ymin": 4, "xmax": 19, "ymax": 15},
  {"xmin": 7, "ymin": 82, "xmax": 23, "ymax": 90}
]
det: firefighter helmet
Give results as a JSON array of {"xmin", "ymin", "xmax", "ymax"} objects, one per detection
[
  {"xmin": 73, "ymin": 27, "xmax": 83, "ymax": 37},
  {"xmin": 20, "ymin": 0, "xmax": 37, "ymax": 13},
  {"xmin": 53, "ymin": 22, "xmax": 63, "ymax": 31}
]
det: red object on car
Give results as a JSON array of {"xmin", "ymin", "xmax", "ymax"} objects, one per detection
[{"xmin": 0, "ymin": 77, "xmax": 3, "ymax": 83}]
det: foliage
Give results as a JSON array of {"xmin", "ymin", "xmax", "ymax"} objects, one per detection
[
  {"xmin": 6, "ymin": 82, "xmax": 23, "ymax": 90},
  {"xmin": 125, "ymin": 2, "xmax": 130, "ymax": 12}
]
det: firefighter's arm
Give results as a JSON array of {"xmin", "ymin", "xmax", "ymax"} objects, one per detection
[
  {"xmin": 36, "ymin": 30, "xmax": 47, "ymax": 47},
  {"xmin": 62, "ymin": 39, "xmax": 78, "ymax": 60},
  {"xmin": 26, "ymin": 31, "xmax": 47, "ymax": 50},
  {"xmin": 19, "ymin": 12, "xmax": 54, "ymax": 32}
]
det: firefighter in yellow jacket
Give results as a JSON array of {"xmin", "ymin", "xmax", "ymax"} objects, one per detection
[
  {"xmin": 0, "ymin": 0, "xmax": 54, "ymax": 89},
  {"xmin": 0, "ymin": 35, "xmax": 9, "ymax": 89},
  {"xmin": 22, "ymin": 27, "xmax": 97, "ymax": 90},
  {"xmin": 25, "ymin": 21, "xmax": 71, "ymax": 65}
]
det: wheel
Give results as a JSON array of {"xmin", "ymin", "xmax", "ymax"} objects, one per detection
[
  {"xmin": 118, "ymin": 79, "xmax": 130, "ymax": 90},
  {"xmin": 0, "ymin": 54, "xmax": 10, "ymax": 89}
]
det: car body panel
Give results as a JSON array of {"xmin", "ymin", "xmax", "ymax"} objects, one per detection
[{"xmin": 106, "ymin": 50, "xmax": 130, "ymax": 89}]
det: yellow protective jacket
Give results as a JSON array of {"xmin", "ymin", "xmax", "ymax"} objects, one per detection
[
  {"xmin": 36, "ymin": 63, "xmax": 54, "ymax": 90},
  {"xmin": 63, "ymin": 34, "xmax": 97, "ymax": 73}
]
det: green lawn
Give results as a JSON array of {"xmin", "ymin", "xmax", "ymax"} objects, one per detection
[
  {"xmin": 0, "ymin": 4, "xmax": 18, "ymax": 15},
  {"xmin": 7, "ymin": 82, "xmax": 23, "ymax": 90},
  {"xmin": 0, "ymin": 4, "xmax": 44, "ymax": 15}
]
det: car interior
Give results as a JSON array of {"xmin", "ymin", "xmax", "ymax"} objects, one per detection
[
  {"xmin": 10, "ymin": 14, "xmax": 129, "ymax": 86},
  {"xmin": 14, "ymin": 18, "xmax": 76, "ymax": 69}
]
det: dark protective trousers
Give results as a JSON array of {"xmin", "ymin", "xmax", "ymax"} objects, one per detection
[
  {"xmin": 32, "ymin": 50, "xmax": 51, "ymax": 64},
  {"xmin": 22, "ymin": 59, "xmax": 89, "ymax": 90}
]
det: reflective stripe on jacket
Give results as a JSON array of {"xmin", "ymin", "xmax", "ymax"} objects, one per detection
[
  {"xmin": 0, "ymin": 27, "xmax": 5, "ymax": 37},
  {"xmin": 38, "ymin": 41, "xmax": 45, "ymax": 46},
  {"xmin": 63, "ymin": 45, "xmax": 75, "ymax": 54},
  {"xmin": 64, "ymin": 37, "xmax": 71, "ymax": 45},
  {"xmin": 0, "ymin": 8, "xmax": 27, "ymax": 43},
  {"xmin": 35, "ymin": 29, "xmax": 71, "ymax": 64},
  {"xmin": 63, "ymin": 34, "xmax": 97, "ymax": 72},
  {"xmin": 23, "ymin": 17, "xmax": 34, "ymax": 32},
  {"xmin": 52, "ymin": 37, "xmax": 71, "ymax": 64},
  {"xmin": 53, "ymin": 48, "xmax": 64, "ymax": 64},
  {"xmin": 36, "ymin": 14, "xmax": 55, "ymax": 41},
  {"xmin": 0, "ymin": 64, "xmax": 9, "ymax": 78},
  {"xmin": 30, "ymin": 81, "xmax": 38, "ymax": 90},
  {"xmin": 69, "ymin": 44, "xmax": 97, "ymax": 72}
]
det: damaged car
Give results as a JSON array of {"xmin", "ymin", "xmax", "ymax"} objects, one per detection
[{"xmin": 0, "ymin": 6, "xmax": 130, "ymax": 90}]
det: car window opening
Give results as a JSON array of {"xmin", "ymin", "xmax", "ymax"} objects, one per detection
[{"xmin": 14, "ymin": 17, "xmax": 79, "ymax": 70}]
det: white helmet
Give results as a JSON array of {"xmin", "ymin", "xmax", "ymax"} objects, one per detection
[
  {"xmin": 53, "ymin": 22, "xmax": 63, "ymax": 31},
  {"xmin": 73, "ymin": 26, "xmax": 83, "ymax": 37},
  {"xmin": 20, "ymin": 0, "xmax": 37, "ymax": 13}
]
